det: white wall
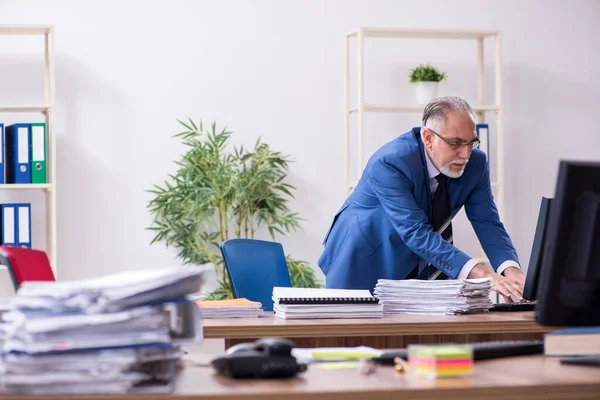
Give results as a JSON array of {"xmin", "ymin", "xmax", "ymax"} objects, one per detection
[{"xmin": 0, "ymin": 0, "xmax": 599, "ymax": 286}]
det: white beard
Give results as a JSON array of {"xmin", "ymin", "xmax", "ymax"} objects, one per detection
[
  {"xmin": 439, "ymin": 159, "xmax": 468, "ymax": 178},
  {"xmin": 429, "ymin": 140, "xmax": 470, "ymax": 178}
]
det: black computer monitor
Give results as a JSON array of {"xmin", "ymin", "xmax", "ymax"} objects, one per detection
[
  {"xmin": 522, "ymin": 196, "xmax": 553, "ymax": 301},
  {"xmin": 535, "ymin": 160, "xmax": 600, "ymax": 327}
]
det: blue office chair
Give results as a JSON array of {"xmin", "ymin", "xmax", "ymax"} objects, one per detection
[{"xmin": 219, "ymin": 239, "xmax": 292, "ymax": 311}]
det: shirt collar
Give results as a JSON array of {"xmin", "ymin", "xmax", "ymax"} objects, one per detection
[{"xmin": 424, "ymin": 150, "xmax": 440, "ymax": 179}]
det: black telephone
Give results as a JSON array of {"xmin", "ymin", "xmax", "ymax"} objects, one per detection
[{"xmin": 211, "ymin": 337, "xmax": 307, "ymax": 379}]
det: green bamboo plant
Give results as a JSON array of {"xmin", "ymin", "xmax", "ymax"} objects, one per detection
[{"xmin": 146, "ymin": 119, "xmax": 323, "ymax": 300}]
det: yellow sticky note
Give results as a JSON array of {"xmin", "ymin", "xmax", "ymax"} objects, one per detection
[{"xmin": 315, "ymin": 361, "xmax": 361, "ymax": 370}]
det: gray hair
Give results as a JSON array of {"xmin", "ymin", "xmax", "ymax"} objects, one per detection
[{"xmin": 421, "ymin": 96, "xmax": 475, "ymax": 133}]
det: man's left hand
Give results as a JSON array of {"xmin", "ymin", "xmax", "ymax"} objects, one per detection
[{"xmin": 502, "ymin": 267, "xmax": 525, "ymax": 292}]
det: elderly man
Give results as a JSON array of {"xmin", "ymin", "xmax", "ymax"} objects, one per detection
[{"xmin": 318, "ymin": 96, "xmax": 524, "ymax": 302}]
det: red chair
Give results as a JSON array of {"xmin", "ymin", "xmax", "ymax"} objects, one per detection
[{"xmin": 0, "ymin": 246, "xmax": 55, "ymax": 290}]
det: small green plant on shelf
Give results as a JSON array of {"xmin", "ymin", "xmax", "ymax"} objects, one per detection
[
  {"xmin": 409, "ymin": 63, "xmax": 447, "ymax": 83},
  {"xmin": 146, "ymin": 119, "xmax": 324, "ymax": 300}
]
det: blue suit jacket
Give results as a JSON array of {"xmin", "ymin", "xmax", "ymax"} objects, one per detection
[{"xmin": 318, "ymin": 127, "xmax": 519, "ymax": 291}]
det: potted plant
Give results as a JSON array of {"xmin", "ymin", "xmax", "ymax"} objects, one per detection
[
  {"xmin": 409, "ymin": 63, "xmax": 447, "ymax": 104},
  {"xmin": 146, "ymin": 119, "xmax": 323, "ymax": 300}
]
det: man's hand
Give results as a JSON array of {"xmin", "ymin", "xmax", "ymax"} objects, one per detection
[
  {"xmin": 467, "ymin": 264, "xmax": 524, "ymax": 303},
  {"xmin": 502, "ymin": 266, "xmax": 525, "ymax": 288}
]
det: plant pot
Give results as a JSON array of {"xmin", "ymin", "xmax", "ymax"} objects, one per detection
[{"xmin": 413, "ymin": 81, "xmax": 439, "ymax": 104}]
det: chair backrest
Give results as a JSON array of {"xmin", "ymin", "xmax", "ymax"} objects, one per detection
[
  {"xmin": 220, "ymin": 239, "xmax": 292, "ymax": 311},
  {"xmin": 0, "ymin": 246, "xmax": 56, "ymax": 290}
]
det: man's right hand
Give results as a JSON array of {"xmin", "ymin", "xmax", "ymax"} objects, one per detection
[{"xmin": 467, "ymin": 263, "xmax": 524, "ymax": 303}]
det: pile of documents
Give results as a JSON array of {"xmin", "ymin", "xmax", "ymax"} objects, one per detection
[
  {"xmin": 196, "ymin": 298, "xmax": 263, "ymax": 318},
  {"xmin": 272, "ymin": 287, "xmax": 383, "ymax": 319},
  {"xmin": 373, "ymin": 278, "xmax": 493, "ymax": 315},
  {"xmin": 0, "ymin": 266, "xmax": 205, "ymax": 395}
]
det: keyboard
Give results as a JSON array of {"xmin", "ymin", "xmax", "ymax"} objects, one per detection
[
  {"xmin": 371, "ymin": 340, "xmax": 544, "ymax": 365},
  {"xmin": 490, "ymin": 300, "xmax": 536, "ymax": 312}
]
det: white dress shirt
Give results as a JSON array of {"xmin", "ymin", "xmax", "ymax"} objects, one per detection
[{"xmin": 423, "ymin": 152, "xmax": 520, "ymax": 279}]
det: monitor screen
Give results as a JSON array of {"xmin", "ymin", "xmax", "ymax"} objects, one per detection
[
  {"xmin": 523, "ymin": 196, "xmax": 553, "ymax": 301},
  {"xmin": 535, "ymin": 160, "xmax": 600, "ymax": 327}
]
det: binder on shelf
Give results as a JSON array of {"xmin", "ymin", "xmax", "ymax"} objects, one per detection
[
  {"xmin": 0, "ymin": 203, "xmax": 31, "ymax": 248},
  {"xmin": 17, "ymin": 203, "xmax": 31, "ymax": 248},
  {"xmin": 476, "ymin": 124, "xmax": 490, "ymax": 163},
  {"xmin": 5, "ymin": 124, "xmax": 31, "ymax": 184},
  {"xmin": 30, "ymin": 122, "xmax": 47, "ymax": 184},
  {"xmin": 0, "ymin": 204, "xmax": 16, "ymax": 246},
  {"xmin": 0, "ymin": 123, "xmax": 4, "ymax": 184}
]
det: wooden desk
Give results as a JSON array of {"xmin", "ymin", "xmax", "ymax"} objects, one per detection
[
  {"xmin": 178, "ymin": 355, "xmax": 600, "ymax": 400},
  {"xmin": 203, "ymin": 311, "xmax": 555, "ymax": 349},
  {"xmin": 4, "ymin": 355, "xmax": 598, "ymax": 399}
]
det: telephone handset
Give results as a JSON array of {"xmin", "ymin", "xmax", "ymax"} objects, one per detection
[{"xmin": 211, "ymin": 337, "xmax": 307, "ymax": 379}]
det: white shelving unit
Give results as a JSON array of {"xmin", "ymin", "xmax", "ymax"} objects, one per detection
[
  {"xmin": 344, "ymin": 27, "xmax": 505, "ymax": 220},
  {"xmin": 0, "ymin": 25, "xmax": 57, "ymax": 272}
]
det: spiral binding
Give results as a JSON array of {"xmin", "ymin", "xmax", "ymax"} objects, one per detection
[{"xmin": 277, "ymin": 297, "xmax": 380, "ymax": 305}]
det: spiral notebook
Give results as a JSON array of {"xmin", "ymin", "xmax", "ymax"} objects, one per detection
[
  {"xmin": 272, "ymin": 287, "xmax": 380, "ymax": 305},
  {"xmin": 272, "ymin": 287, "xmax": 383, "ymax": 319}
]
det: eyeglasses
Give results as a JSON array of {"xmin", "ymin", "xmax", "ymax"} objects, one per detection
[{"xmin": 427, "ymin": 128, "xmax": 480, "ymax": 151}]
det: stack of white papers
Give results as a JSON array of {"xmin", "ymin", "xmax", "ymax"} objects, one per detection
[
  {"xmin": 0, "ymin": 266, "xmax": 205, "ymax": 395},
  {"xmin": 10, "ymin": 266, "xmax": 205, "ymax": 314},
  {"xmin": 196, "ymin": 298, "xmax": 264, "ymax": 318},
  {"xmin": 373, "ymin": 278, "xmax": 493, "ymax": 315},
  {"xmin": 0, "ymin": 345, "xmax": 180, "ymax": 395},
  {"xmin": 272, "ymin": 287, "xmax": 383, "ymax": 319}
]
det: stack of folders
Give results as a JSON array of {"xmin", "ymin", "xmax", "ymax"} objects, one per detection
[
  {"xmin": 0, "ymin": 122, "xmax": 48, "ymax": 184},
  {"xmin": 0, "ymin": 266, "xmax": 206, "ymax": 395},
  {"xmin": 196, "ymin": 298, "xmax": 264, "ymax": 318},
  {"xmin": 373, "ymin": 278, "xmax": 493, "ymax": 315},
  {"xmin": 272, "ymin": 287, "xmax": 383, "ymax": 320},
  {"xmin": 0, "ymin": 203, "xmax": 32, "ymax": 248}
]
